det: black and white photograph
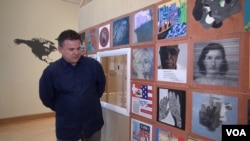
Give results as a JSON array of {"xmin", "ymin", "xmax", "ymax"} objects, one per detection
[
  {"xmin": 132, "ymin": 47, "xmax": 154, "ymax": 80},
  {"xmin": 157, "ymin": 87, "xmax": 186, "ymax": 130},
  {"xmin": 193, "ymin": 38, "xmax": 239, "ymax": 87}
]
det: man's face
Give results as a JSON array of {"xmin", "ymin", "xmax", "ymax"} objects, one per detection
[
  {"xmin": 59, "ymin": 39, "xmax": 81, "ymax": 66},
  {"xmin": 160, "ymin": 46, "xmax": 179, "ymax": 69}
]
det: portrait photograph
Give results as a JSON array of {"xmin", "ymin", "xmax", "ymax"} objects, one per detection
[
  {"xmin": 157, "ymin": 0, "xmax": 187, "ymax": 40},
  {"xmin": 157, "ymin": 43, "xmax": 187, "ymax": 83},
  {"xmin": 99, "ymin": 24, "xmax": 110, "ymax": 49},
  {"xmin": 157, "ymin": 87, "xmax": 186, "ymax": 130},
  {"xmin": 131, "ymin": 82, "xmax": 153, "ymax": 119},
  {"xmin": 193, "ymin": 38, "xmax": 239, "ymax": 87},
  {"xmin": 132, "ymin": 7, "xmax": 154, "ymax": 44},
  {"xmin": 86, "ymin": 28, "xmax": 98, "ymax": 52},
  {"xmin": 131, "ymin": 118, "xmax": 152, "ymax": 141},
  {"xmin": 155, "ymin": 128, "xmax": 185, "ymax": 141},
  {"xmin": 132, "ymin": 47, "xmax": 154, "ymax": 80},
  {"xmin": 192, "ymin": 92, "xmax": 238, "ymax": 141},
  {"xmin": 112, "ymin": 16, "xmax": 129, "ymax": 47}
]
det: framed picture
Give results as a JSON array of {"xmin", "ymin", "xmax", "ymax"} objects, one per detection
[
  {"xmin": 86, "ymin": 27, "xmax": 98, "ymax": 53},
  {"xmin": 192, "ymin": 92, "xmax": 238, "ymax": 141},
  {"xmin": 131, "ymin": 118, "xmax": 152, "ymax": 141},
  {"xmin": 156, "ymin": 128, "xmax": 185, "ymax": 141},
  {"xmin": 157, "ymin": 87, "xmax": 186, "ymax": 130},
  {"xmin": 131, "ymin": 82, "xmax": 153, "ymax": 119},
  {"xmin": 99, "ymin": 23, "xmax": 110, "ymax": 49},
  {"xmin": 112, "ymin": 16, "xmax": 130, "ymax": 47},
  {"xmin": 157, "ymin": 43, "xmax": 187, "ymax": 83},
  {"xmin": 132, "ymin": 47, "xmax": 154, "ymax": 80},
  {"xmin": 157, "ymin": 0, "xmax": 187, "ymax": 40},
  {"xmin": 131, "ymin": 6, "xmax": 154, "ymax": 44},
  {"xmin": 79, "ymin": 31, "xmax": 86, "ymax": 53},
  {"xmin": 193, "ymin": 38, "xmax": 239, "ymax": 87}
]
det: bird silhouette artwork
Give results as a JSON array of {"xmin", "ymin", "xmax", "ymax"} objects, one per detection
[{"xmin": 14, "ymin": 38, "xmax": 57, "ymax": 64}]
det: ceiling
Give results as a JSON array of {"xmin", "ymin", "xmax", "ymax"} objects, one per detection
[{"xmin": 62, "ymin": 0, "xmax": 82, "ymax": 5}]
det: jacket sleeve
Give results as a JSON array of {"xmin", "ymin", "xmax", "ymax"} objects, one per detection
[
  {"xmin": 39, "ymin": 69, "xmax": 55, "ymax": 111},
  {"xmin": 96, "ymin": 61, "xmax": 106, "ymax": 98}
]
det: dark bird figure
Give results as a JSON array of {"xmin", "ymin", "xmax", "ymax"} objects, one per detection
[{"xmin": 14, "ymin": 38, "xmax": 57, "ymax": 64}]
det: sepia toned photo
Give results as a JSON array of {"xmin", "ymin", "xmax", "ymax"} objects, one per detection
[
  {"xmin": 157, "ymin": 87, "xmax": 186, "ymax": 130},
  {"xmin": 193, "ymin": 38, "xmax": 239, "ymax": 87}
]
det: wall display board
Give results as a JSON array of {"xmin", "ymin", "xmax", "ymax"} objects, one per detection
[
  {"xmin": 193, "ymin": 38, "xmax": 239, "ymax": 87},
  {"xmin": 157, "ymin": 43, "xmax": 187, "ymax": 83},
  {"xmin": 80, "ymin": 0, "xmax": 248, "ymax": 140},
  {"xmin": 157, "ymin": 0, "xmax": 187, "ymax": 40},
  {"xmin": 99, "ymin": 23, "xmax": 111, "ymax": 49},
  {"xmin": 131, "ymin": 82, "xmax": 154, "ymax": 119},
  {"xmin": 112, "ymin": 16, "xmax": 130, "ymax": 47},
  {"xmin": 155, "ymin": 127, "xmax": 185, "ymax": 141},
  {"xmin": 131, "ymin": 6, "xmax": 154, "ymax": 44},
  {"xmin": 131, "ymin": 47, "xmax": 154, "ymax": 80},
  {"xmin": 157, "ymin": 87, "xmax": 186, "ymax": 130},
  {"xmin": 192, "ymin": 92, "xmax": 238, "ymax": 141},
  {"xmin": 131, "ymin": 118, "xmax": 153, "ymax": 141}
]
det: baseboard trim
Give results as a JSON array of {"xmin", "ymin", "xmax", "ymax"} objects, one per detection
[{"xmin": 0, "ymin": 112, "xmax": 55, "ymax": 125}]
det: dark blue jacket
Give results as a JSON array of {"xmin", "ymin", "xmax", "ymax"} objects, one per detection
[{"xmin": 39, "ymin": 56, "xmax": 106, "ymax": 140}]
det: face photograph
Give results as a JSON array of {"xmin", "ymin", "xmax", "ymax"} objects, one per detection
[{"xmin": 193, "ymin": 38, "xmax": 239, "ymax": 87}]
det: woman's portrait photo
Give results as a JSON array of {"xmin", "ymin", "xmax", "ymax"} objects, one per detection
[
  {"xmin": 193, "ymin": 38, "xmax": 239, "ymax": 87},
  {"xmin": 132, "ymin": 47, "xmax": 154, "ymax": 80},
  {"xmin": 157, "ymin": 88, "xmax": 186, "ymax": 130},
  {"xmin": 192, "ymin": 92, "xmax": 238, "ymax": 141},
  {"xmin": 112, "ymin": 16, "xmax": 129, "ymax": 47}
]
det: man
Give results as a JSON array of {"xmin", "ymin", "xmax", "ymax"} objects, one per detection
[
  {"xmin": 39, "ymin": 29, "xmax": 106, "ymax": 141},
  {"xmin": 158, "ymin": 45, "xmax": 181, "ymax": 69}
]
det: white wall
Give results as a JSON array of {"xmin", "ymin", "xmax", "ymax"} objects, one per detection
[
  {"xmin": 78, "ymin": 0, "xmax": 161, "ymax": 30},
  {"xmin": 0, "ymin": 0, "xmax": 79, "ymax": 119}
]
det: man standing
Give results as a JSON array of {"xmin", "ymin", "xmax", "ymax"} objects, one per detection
[{"xmin": 39, "ymin": 29, "xmax": 106, "ymax": 141}]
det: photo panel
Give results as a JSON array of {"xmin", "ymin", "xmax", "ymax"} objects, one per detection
[
  {"xmin": 157, "ymin": 43, "xmax": 187, "ymax": 83},
  {"xmin": 131, "ymin": 47, "xmax": 154, "ymax": 80},
  {"xmin": 99, "ymin": 23, "xmax": 111, "ymax": 49},
  {"xmin": 155, "ymin": 127, "xmax": 185, "ymax": 141},
  {"xmin": 192, "ymin": 92, "xmax": 238, "ymax": 141},
  {"xmin": 157, "ymin": 0, "xmax": 187, "ymax": 40},
  {"xmin": 131, "ymin": 118, "xmax": 153, "ymax": 141},
  {"xmin": 131, "ymin": 6, "xmax": 154, "ymax": 44},
  {"xmin": 112, "ymin": 16, "xmax": 130, "ymax": 47},
  {"xmin": 86, "ymin": 27, "xmax": 98, "ymax": 53},
  {"xmin": 193, "ymin": 38, "xmax": 240, "ymax": 87},
  {"xmin": 157, "ymin": 87, "xmax": 186, "ymax": 130},
  {"xmin": 131, "ymin": 82, "xmax": 154, "ymax": 119}
]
